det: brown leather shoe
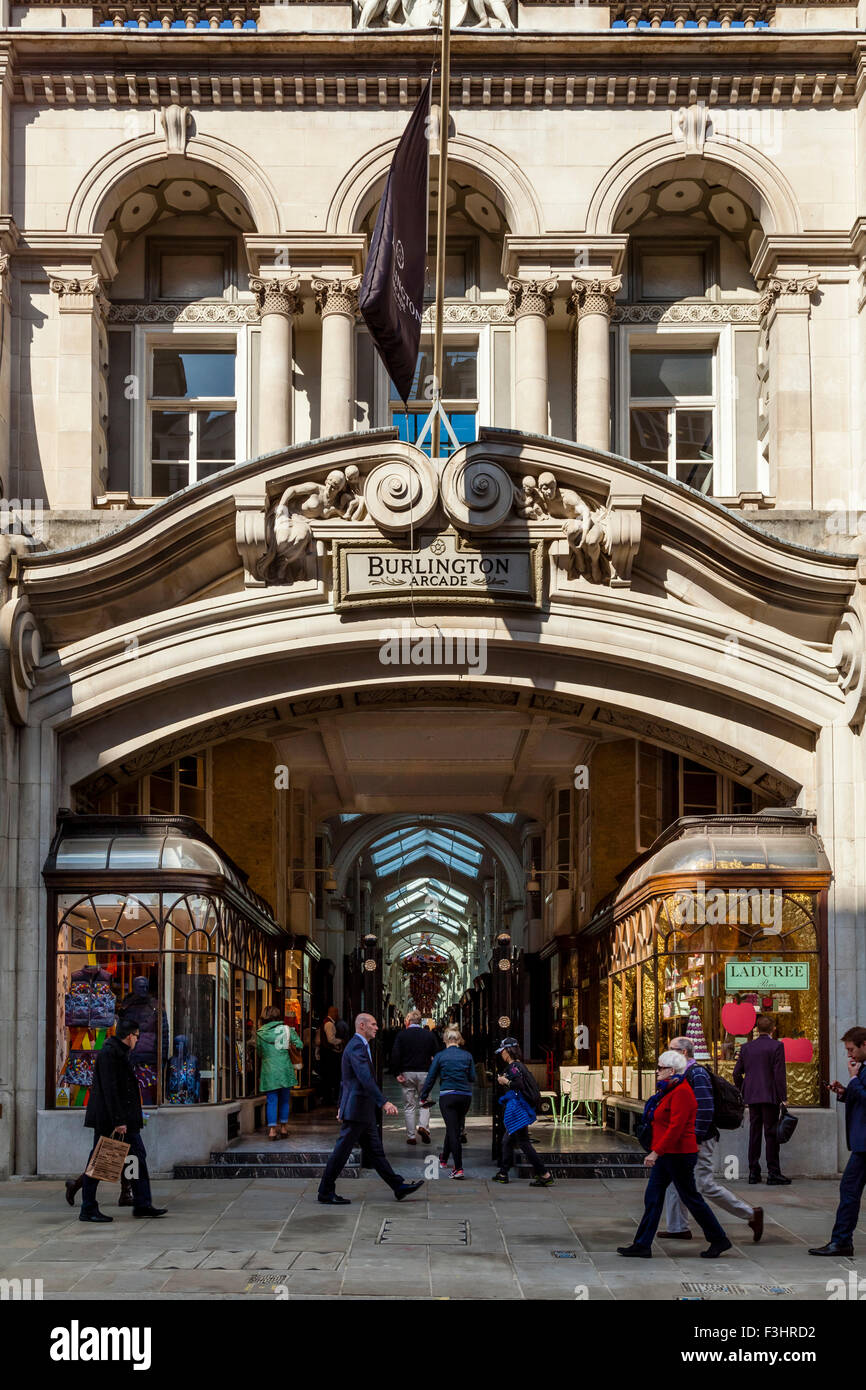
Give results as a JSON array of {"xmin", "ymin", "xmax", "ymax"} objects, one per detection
[
  {"xmin": 406, "ymin": 1137, "xmax": 417, "ymax": 1145},
  {"xmin": 748, "ymin": 1206, "xmax": 764, "ymax": 1243}
]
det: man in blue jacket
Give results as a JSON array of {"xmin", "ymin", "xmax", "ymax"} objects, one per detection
[
  {"xmin": 317, "ymin": 1013, "xmax": 424, "ymax": 1206},
  {"xmin": 809, "ymin": 1025, "xmax": 866, "ymax": 1256}
]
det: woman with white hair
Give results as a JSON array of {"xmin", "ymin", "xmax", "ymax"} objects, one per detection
[{"xmin": 618, "ymin": 1050, "xmax": 732, "ymax": 1260}]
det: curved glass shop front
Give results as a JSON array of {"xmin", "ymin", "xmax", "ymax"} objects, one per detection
[
  {"xmin": 587, "ymin": 812, "xmax": 831, "ymax": 1107},
  {"xmin": 44, "ymin": 813, "xmax": 289, "ymax": 1111}
]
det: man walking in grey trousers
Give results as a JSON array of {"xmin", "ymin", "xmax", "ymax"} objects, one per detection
[{"xmin": 660, "ymin": 1036, "xmax": 764, "ymax": 1244}]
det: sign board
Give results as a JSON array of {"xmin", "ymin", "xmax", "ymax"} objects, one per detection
[
  {"xmin": 725, "ymin": 961, "xmax": 810, "ymax": 992},
  {"xmin": 334, "ymin": 532, "xmax": 542, "ymax": 609}
]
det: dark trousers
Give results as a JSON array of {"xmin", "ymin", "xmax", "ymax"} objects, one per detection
[
  {"xmin": 748, "ymin": 1102, "xmax": 782, "ymax": 1176},
  {"xmin": 440, "ymin": 1093, "xmax": 471, "ymax": 1170},
  {"xmin": 81, "ymin": 1130, "xmax": 152, "ymax": 1213},
  {"xmin": 831, "ymin": 1150, "xmax": 866, "ymax": 1245},
  {"xmin": 500, "ymin": 1125, "xmax": 546, "ymax": 1177},
  {"xmin": 318, "ymin": 1117, "xmax": 402, "ymax": 1197},
  {"xmin": 634, "ymin": 1153, "xmax": 728, "ymax": 1249}
]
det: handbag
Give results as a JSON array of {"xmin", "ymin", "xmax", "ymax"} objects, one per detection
[
  {"xmin": 777, "ymin": 1104, "xmax": 798, "ymax": 1145},
  {"xmin": 635, "ymin": 1117, "xmax": 654, "ymax": 1152},
  {"xmin": 84, "ymin": 1128, "xmax": 130, "ymax": 1183}
]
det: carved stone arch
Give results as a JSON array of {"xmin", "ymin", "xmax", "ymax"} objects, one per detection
[
  {"xmin": 67, "ymin": 132, "xmax": 282, "ymax": 238},
  {"xmin": 327, "ymin": 131, "xmax": 543, "ymax": 236},
  {"xmin": 585, "ymin": 133, "xmax": 802, "ymax": 241}
]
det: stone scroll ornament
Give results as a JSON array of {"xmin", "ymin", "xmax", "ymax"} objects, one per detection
[
  {"xmin": 513, "ymin": 471, "xmax": 612, "ymax": 584},
  {"xmin": 441, "ymin": 456, "xmax": 513, "ymax": 532}
]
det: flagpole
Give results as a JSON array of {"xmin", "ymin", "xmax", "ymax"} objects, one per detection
[{"xmin": 431, "ymin": 0, "xmax": 451, "ymax": 462}]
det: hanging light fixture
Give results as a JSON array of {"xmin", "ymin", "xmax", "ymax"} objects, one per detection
[
  {"xmin": 527, "ymin": 863, "xmax": 540, "ymax": 892},
  {"xmin": 324, "ymin": 865, "xmax": 338, "ymax": 891}
]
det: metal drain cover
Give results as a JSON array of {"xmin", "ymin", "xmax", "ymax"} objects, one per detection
[
  {"xmin": 377, "ymin": 1218, "xmax": 470, "ymax": 1246},
  {"xmin": 681, "ymin": 1282, "xmax": 794, "ymax": 1297}
]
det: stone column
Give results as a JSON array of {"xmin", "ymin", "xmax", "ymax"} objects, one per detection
[
  {"xmin": 49, "ymin": 275, "xmax": 109, "ymax": 508},
  {"xmin": 0, "ymin": 254, "xmax": 11, "ymax": 499},
  {"xmin": 250, "ymin": 275, "xmax": 301, "ymax": 455},
  {"xmin": 569, "ymin": 276, "xmax": 621, "ymax": 453},
  {"xmin": 507, "ymin": 277, "xmax": 556, "ymax": 435},
  {"xmin": 760, "ymin": 276, "xmax": 818, "ymax": 508},
  {"xmin": 312, "ymin": 277, "xmax": 360, "ymax": 438}
]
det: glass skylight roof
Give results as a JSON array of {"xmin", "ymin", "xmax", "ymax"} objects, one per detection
[{"xmin": 369, "ymin": 827, "xmax": 485, "ymax": 877}]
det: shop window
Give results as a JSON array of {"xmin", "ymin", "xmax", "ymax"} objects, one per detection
[
  {"xmin": 629, "ymin": 348, "xmax": 715, "ymax": 495},
  {"xmin": 94, "ymin": 755, "xmax": 207, "ymax": 826}
]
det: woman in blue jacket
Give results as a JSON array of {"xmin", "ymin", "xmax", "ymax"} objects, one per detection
[
  {"xmin": 492, "ymin": 1039, "xmax": 554, "ymax": 1187},
  {"xmin": 420, "ymin": 1027, "xmax": 475, "ymax": 1178}
]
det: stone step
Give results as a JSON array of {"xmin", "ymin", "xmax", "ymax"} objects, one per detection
[
  {"xmin": 173, "ymin": 1161, "xmax": 361, "ymax": 1179},
  {"xmin": 208, "ymin": 1148, "xmax": 353, "ymax": 1165}
]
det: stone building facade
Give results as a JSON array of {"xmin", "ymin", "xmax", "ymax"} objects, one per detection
[{"xmin": 0, "ymin": 0, "xmax": 864, "ymax": 1178}]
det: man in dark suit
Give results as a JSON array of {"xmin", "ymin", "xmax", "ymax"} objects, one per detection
[
  {"xmin": 809, "ymin": 1025, "xmax": 866, "ymax": 1256},
  {"xmin": 78, "ymin": 1016, "xmax": 167, "ymax": 1223},
  {"xmin": 317, "ymin": 1013, "xmax": 424, "ymax": 1206},
  {"xmin": 733, "ymin": 1014, "xmax": 790, "ymax": 1185}
]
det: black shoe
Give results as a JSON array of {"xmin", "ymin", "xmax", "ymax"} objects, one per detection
[
  {"xmin": 748, "ymin": 1207, "xmax": 764, "ymax": 1243},
  {"xmin": 748, "ymin": 1173, "xmax": 762, "ymax": 1184},
  {"xmin": 394, "ymin": 1180, "xmax": 424, "ymax": 1201},
  {"xmin": 79, "ymin": 1209, "xmax": 113, "ymax": 1223},
  {"xmin": 132, "ymin": 1206, "xmax": 167, "ymax": 1218},
  {"xmin": 406, "ymin": 1137, "xmax": 417, "ymax": 1145},
  {"xmin": 529, "ymin": 1174, "xmax": 554, "ymax": 1187},
  {"xmin": 417, "ymin": 1126, "xmax": 431, "ymax": 1144},
  {"xmin": 491, "ymin": 1172, "xmax": 509, "ymax": 1184},
  {"xmin": 317, "ymin": 1193, "xmax": 351, "ymax": 1205},
  {"xmin": 659, "ymin": 1230, "xmax": 693, "ymax": 1240},
  {"xmin": 617, "ymin": 1244, "xmax": 651, "ymax": 1258},
  {"xmin": 65, "ymin": 1179, "xmax": 79, "ymax": 1208},
  {"xmin": 117, "ymin": 1188, "xmax": 134, "ymax": 1208},
  {"xmin": 701, "ymin": 1238, "xmax": 733, "ymax": 1258},
  {"xmin": 459, "ymin": 1132, "xmax": 468, "ymax": 1144},
  {"xmin": 808, "ymin": 1241, "xmax": 854, "ymax": 1256},
  {"xmin": 766, "ymin": 1174, "xmax": 792, "ymax": 1186}
]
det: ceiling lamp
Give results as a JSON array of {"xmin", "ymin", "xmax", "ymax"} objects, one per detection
[
  {"xmin": 324, "ymin": 865, "xmax": 338, "ymax": 892},
  {"xmin": 527, "ymin": 863, "xmax": 540, "ymax": 892}
]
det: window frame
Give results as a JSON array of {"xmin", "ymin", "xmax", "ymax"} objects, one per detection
[
  {"xmin": 131, "ymin": 325, "xmax": 248, "ymax": 498},
  {"xmin": 145, "ymin": 236, "xmax": 237, "ymax": 303},
  {"xmin": 630, "ymin": 236, "xmax": 719, "ymax": 303},
  {"xmin": 617, "ymin": 324, "xmax": 735, "ymax": 498},
  {"xmin": 374, "ymin": 325, "xmax": 491, "ymax": 451}
]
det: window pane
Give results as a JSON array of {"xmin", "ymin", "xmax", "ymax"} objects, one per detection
[
  {"xmin": 676, "ymin": 409, "xmax": 713, "ymax": 460},
  {"xmin": 197, "ymin": 409, "xmax": 235, "ymax": 462},
  {"xmin": 151, "ymin": 462, "xmax": 190, "ymax": 497},
  {"xmin": 423, "ymin": 250, "xmax": 467, "ymax": 301},
  {"xmin": 630, "ymin": 350, "xmax": 712, "ymax": 398},
  {"xmin": 676, "ymin": 461, "xmax": 714, "ymax": 494},
  {"xmin": 159, "ymin": 253, "xmax": 225, "ymax": 300},
  {"xmin": 151, "ymin": 410, "xmax": 190, "ymax": 461},
  {"xmin": 153, "ymin": 350, "xmax": 235, "ymax": 399},
  {"xmin": 640, "ymin": 253, "xmax": 705, "ymax": 300},
  {"xmin": 630, "ymin": 407, "xmax": 669, "ymax": 463},
  {"xmin": 389, "ymin": 346, "xmax": 477, "ymax": 402},
  {"xmin": 393, "ymin": 409, "xmax": 476, "ymax": 457}
]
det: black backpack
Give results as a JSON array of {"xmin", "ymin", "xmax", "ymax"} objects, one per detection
[
  {"xmin": 706, "ymin": 1069, "xmax": 745, "ymax": 1130},
  {"xmin": 513, "ymin": 1061, "xmax": 543, "ymax": 1112}
]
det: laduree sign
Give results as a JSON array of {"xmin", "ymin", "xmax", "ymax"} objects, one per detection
[
  {"xmin": 333, "ymin": 532, "xmax": 542, "ymax": 608},
  {"xmin": 725, "ymin": 961, "xmax": 810, "ymax": 991}
]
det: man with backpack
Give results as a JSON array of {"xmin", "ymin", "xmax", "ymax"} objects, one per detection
[{"xmin": 660, "ymin": 1036, "xmax": 763, "ymax": 1244}]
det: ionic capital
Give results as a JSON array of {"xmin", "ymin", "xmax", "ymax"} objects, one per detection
[
  {"xmin": 507, "ymin": 276, "xmax": 557, "ymax": 320},
  {"xmin": 567, "ymin": 276, "xmax": 622, "ymax": 321},
  {"xmin": 311, "ymin": 276, "xmax": 361, "ymax": 318},
  {"xmin": 249, "ymin": 274, "xmax": 302, "ymax": 318}
]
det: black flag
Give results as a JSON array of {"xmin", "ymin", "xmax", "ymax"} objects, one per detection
[{"xmin": 359, "ymin": 80, "xmax": 430, "ymax": 404}]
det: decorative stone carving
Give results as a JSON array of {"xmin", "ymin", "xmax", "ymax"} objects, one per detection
[
  {"xmin": 441, "ymin": 456, "xmax": 514, "ymax": 532},
  {"xmin": 592, "ymin": 707, "xmax": 753, "ymax": 777},
  {"xmin": 507, "ymin": 277, "xmax": 557, "ymax": 319},
  {"xmin": 109, "ymin": 303, "xmax": 261, "ymax": 324},
  {"xmin": 357, "ymin": 0, "xmax": 513, "ymax": 27},
  {"xmin": 672, "ymin": 102, "xmax": 710, "ymax": 156},
  {"xmin": 363, "ymin": 454, "xmax": 438, "ymax": 533},
  {"xmin": 758, "ymin": 276, "xmax": 820, "ymax": 317},
  {"xmin": 421, "ymin": 303, "xmax": 510, "ymax": 325},
  {"xmin": 0, "ymin": 585, "xmax": 42, "ymax": 726},
  {"xmin": 568, "ymin": 276, "xmax": 622, "ymax": 321},
  {"xmin": 514, "ymin": 472, "xmax": 615, "ymax": 584},
  {"xmin": 96, "ymin": 1, "xmax": 257, "ymax": 26},
  {"xmin": 612, "ymin": 302, "xmax": 761, "ymax": 325},
  {"xmin": 249, "ymin": 275, "xmax": 302, "ymax": 318},
  {"xmin": 312, "ymin": 277, "xmax": 361, "ymax": 318},
  {"xmin": 255, "ymin": 467, "xmax": 367, "ymax": 583},
  {"xmin": 50, "ymin": 275, "xmax": 110, "ymax": 316},
  {"xmin": 161, "ymin": 103, "xmax": 191, "ymax": 155}
]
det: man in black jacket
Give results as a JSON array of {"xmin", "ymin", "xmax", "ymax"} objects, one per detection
[
  {"xmin": 79, "ymin": 1017, "xmax": 167, "ymax": 1223},
  {"xmin": 390, "ymin": 1010, "xmax": 442, "ymax": 1144}
]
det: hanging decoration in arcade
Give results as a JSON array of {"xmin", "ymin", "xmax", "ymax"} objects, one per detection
[{"xmin": 401, "ymin": 943, "xmax": 449, "ymax": 1016}]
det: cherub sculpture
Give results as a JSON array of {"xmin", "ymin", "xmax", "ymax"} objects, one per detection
[
  {"xmin": 513, "ymin": 470, "xmax": 611, "ymax": 583},
  {"xmin": 256, "ymin": 467, "xmax": 367, "ymax": 583}
]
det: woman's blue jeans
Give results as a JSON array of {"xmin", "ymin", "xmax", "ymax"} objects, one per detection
[{"xmin": 266, "ymin": 1088, "xmax": 292, "ymax": 1126}]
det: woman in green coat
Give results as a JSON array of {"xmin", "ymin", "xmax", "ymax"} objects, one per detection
[{"xmin": 257, "ymin": 1005, "xmax": 303, "ymax": 1139}]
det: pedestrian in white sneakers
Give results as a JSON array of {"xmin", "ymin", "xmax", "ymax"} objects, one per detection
[{"xmin": 390, "ymin": 1009, "xmax": 442, "ymax": 1146}]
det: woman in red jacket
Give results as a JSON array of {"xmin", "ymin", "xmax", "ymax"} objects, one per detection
[{"xmin": 618, "ymin": 1050, "xmax": 732, "ymax": 1259}]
